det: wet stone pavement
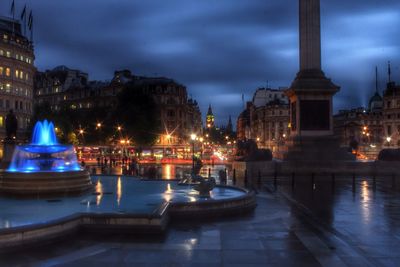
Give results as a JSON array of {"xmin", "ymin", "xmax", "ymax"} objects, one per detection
[{"xmin": 1, "ymin": 176, "xmax": 400, "ymax": 267}]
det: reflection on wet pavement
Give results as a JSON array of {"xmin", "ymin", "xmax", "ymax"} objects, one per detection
[{"xmin": 1, "ymin": 175, "xmax": 400, "ymax": 266}]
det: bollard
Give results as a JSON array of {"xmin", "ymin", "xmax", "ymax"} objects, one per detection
[
  {"xmin": 373, "ymin": 175, "xmax": 376, "ymax": 191},
  {"xmin": 244, "ymin": 169, "xmax": 248, "ymax": 188},
  {"xmin": 291, "ymin": 172, "xmax": 295, "ymax": 188},
  {"xmin": 311, "ymin": 173, "xmax": 315, "ymax": 189},
  {"xmin": 208, "ymin": 168, "xmax": 211, "ymax": 178},
  {"xmin": 233, "ymin": 169, "xmax": 236, "ymax": 185},
  {"xmin": 352, "ymin": 173, "xmax": 356, "ymax": 192},
  {"xmin": 223, "ymin": 168, "xmax": 227, "ymax": 185},
  {"xmin": 392, "ymin": 174, "xmax": 396, "ymax": 189}
]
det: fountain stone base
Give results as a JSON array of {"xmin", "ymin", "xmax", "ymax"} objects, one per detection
[{"xmin": 0, "ymin": 170, "xmax": 93, "ymax": 196}]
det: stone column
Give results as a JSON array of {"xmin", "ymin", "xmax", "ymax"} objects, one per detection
[{"xmin": 299, "ymin": 0, "xmax": 321, "ymax": 71}]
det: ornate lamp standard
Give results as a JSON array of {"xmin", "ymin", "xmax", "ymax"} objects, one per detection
[
  {"xmin": 190, "ymin": 133, "xmax": 197, "ymax": 174},
  {"xmin": 386, "ymin": 136, "xmax": 392, "ymax": 147}
]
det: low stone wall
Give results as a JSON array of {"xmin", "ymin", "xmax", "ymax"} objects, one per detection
[
  {"xmin": 0, "ymin": 170, "xmax": 93, "ymax": 195},
  {"xmin": 232, "ymin": 160, "xmax": 400, "ymax": 181},
  {"xmin": 0, "ymin": 203, "xmax": 170, "ymax": 250},
  {"xmin": 170, "ymin": 187, "xmax": 257, "ymax": 218},
  {"xmin": 0, "ymin": 187, "xmax": 256, "ymax": 250}
]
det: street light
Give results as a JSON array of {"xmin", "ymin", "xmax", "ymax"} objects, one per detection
[
  {"xmin": 386, "ymin": 136, "xmax": 392, "ymax": 146},
  {"xmin": 190, "ymin": 133, "xmax": 197, "ymax": 174}
]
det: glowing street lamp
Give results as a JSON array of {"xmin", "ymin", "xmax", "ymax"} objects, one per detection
[{"xmin": 386, "ymin": 136, "xmax": 392, "ymax": 146}]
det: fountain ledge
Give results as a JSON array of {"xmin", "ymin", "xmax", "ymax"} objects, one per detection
[{"xmin": 0, "ymin": 185, "xmax": 256, "ymax": 250}]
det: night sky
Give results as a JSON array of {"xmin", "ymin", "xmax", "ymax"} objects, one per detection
[{"xmin": 1, "ymin": 0, "xmax": 400, "ymax": 126}]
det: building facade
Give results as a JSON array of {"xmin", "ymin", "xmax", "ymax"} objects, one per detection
[
  {"xmin": 237, "ymin": 88, "xmax": 290, "ymax": 153},
  {"xmin": 0, "ymin": 17, "xmax": 35, "ymax": 143},
  {"xmin": 383, "ymin": 82, "xmax": 400, "ymax": 147},
  {"xmin": 236, "ymin": 102, "xmax": 251, "ymax": 141},
  {"xmin": 34, "ymin": 68, "xmax": 202, "ymax": 145},
  {"xmin": 333, "ymin": 90, "xmax": 384, "ymax": 159}
]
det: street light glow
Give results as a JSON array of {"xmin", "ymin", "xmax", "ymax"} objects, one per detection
[{"xmin": 190, "ymin": 133, "xmax": 197, "ymax": 141}]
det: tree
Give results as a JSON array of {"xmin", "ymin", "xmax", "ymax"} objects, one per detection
[{"xmin": 112, "ymin": 82, "xmax": 161, "ymax": 146}]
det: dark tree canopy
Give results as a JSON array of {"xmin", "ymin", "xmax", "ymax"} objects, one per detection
[
  {"xmin": 113, "ymin": 82, "xmax": 161, "ymax": 146},
  {"xmin": 5, "ymin": 109, "xmax": 18, "ymax": 139}
]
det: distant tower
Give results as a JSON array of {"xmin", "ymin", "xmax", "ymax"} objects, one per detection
[
  {"xmin": 226, "ymin": 115, "xmax": 233, "ymax": 133},
  {"xmin": 206, "ymin": 104, "xmax": 215, "ymax": 129}
]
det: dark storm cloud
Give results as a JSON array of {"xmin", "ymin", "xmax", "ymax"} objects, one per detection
[{"xmin": 1, "ymin": 0, "xmax": 399, "ymax": 125}]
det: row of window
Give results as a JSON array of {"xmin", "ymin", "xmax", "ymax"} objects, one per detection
[
  {"xmin": 0, "ymin": 49, "xmax": 33, "ymax": 64},
  {"xmin": 0, "ymin": 115, "xmax": 30, "ymax": 129},
  {"xmin": 0, "ymin": 66, "xmax": 30, "ymax": 81},
  {"xmin": 0, "ymin": 99, "xmax": 32, "ymax": 112},
  {"xmin": 386, "ymin": 125, "xmax": 400, "ymax": 136},
  {"xmin": 385, "ymin": 100, "xmax": 400, "ymax": 109},
  {"xmin": 386, "ymin": 114, "xmax": 400, "ymax": 120},
  {"xmin": 0, "ymin": 83, "xmax": 31, "ymax": 97}
]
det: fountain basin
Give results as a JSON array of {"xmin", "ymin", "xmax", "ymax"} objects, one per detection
[
  {"xmin": 0, "ymin": 176, "xmax": 256, "ymax": 249},
  {"xmin": 0, "ymin": 170, "xmax": 92, "ymax": 195},
  {"xmin": 1, "ymin": 120, "xmax": 93, "ymax": 195}
]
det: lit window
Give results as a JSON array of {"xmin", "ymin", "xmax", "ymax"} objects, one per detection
[
  {"xmin": 5, "ymin": 68, "xmax": 10, "ymax": 76},
  {"xmin": 0, "ymin": 116, "xmax": 3, "ymax": 127},
  {"xmin": 25, "ymin": 73, "xmax": 28, "ymax": 80},
  {"xmin": 5, "ymin": 83, "xmax": 10, "ymax": 93},
  {"xmin": 3, "ymin": 34, "xmax": 8, "ymax": 40},
  {"xmin": 0, "ymin": 50, "xmax": 3, "ymax": 56},
  {"xmin": 20, "ymin": 71, "xmax": 24, "ymax": 79},
  {"xmin": 15, "ymin": 70, "xmax": 19, "ymax": 78},
  {"xmin": 15, "ymin": 54, "xmax": 19, "ymax": 60},
  {"xmin": 0, "ymin": 67, "xmax": 3, "ymax": 75},
  {"xmin": 6, "ymin": 51, "xmax": 11, "ymax": 58}
]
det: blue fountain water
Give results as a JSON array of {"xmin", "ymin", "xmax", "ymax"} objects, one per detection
[
  {"xmin": 31, "ymin": 120, "xmax": 58, "ymax": 146},
  {"xmin": 7, "ymin": 120, "xmax": 82, "ymax": 173}
]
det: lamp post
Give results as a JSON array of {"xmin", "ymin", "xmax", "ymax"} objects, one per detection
[
  {"xmin": 386, "ymin": 136, "xmax": 392, "ymax": 147},
  {"xmin": 190, "ymin": 133, "xmax": 197, "ymax": 174}
]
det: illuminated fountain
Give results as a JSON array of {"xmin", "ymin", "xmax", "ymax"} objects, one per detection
[{"xmin": 1, "ymin": 120, "xmax": 93, "ymax": 195}]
